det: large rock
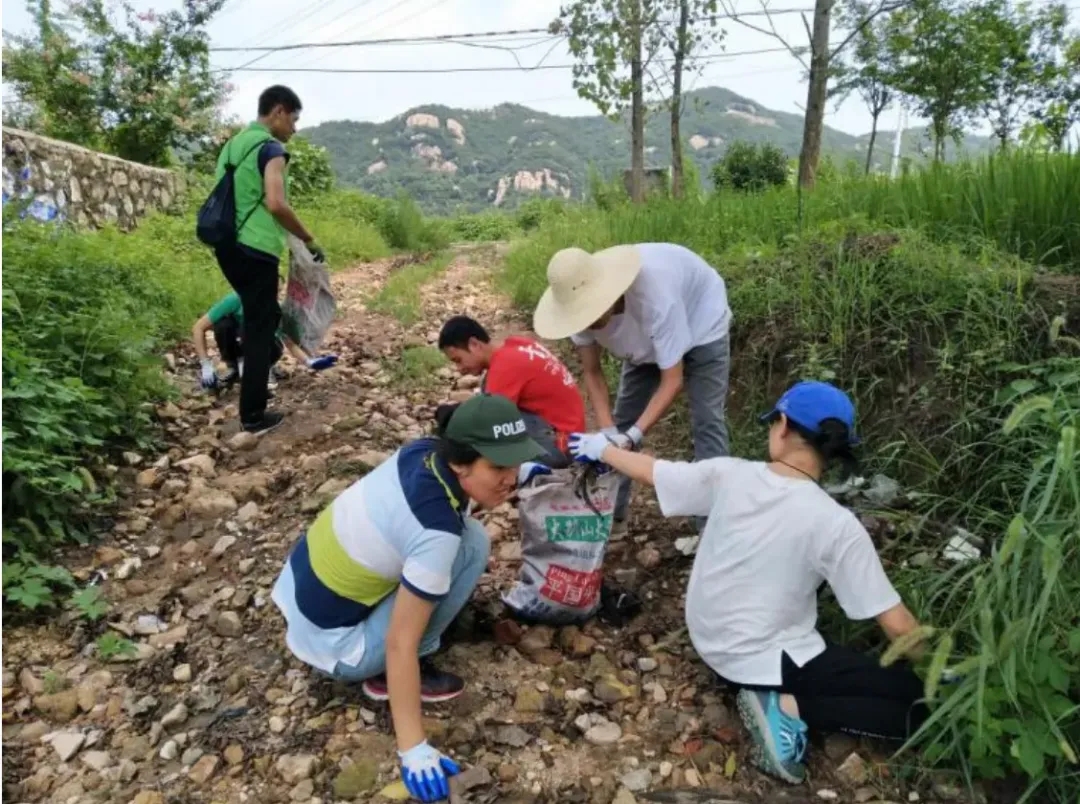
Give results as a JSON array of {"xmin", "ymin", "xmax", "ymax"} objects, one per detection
[
  {"xmin": 333, "ymin": 759, "xmax": 378, "ymax": 798},
  {"xmin": 185, "ymin": 482, "xmax": 237, "ymax": 518},
  {"xmin": 34, "ymin": 688, "xmax": 79, "ymax": 723},
  {"xmin": 275, "ymin": 753, "xmax": 317, "ymax": 784}
]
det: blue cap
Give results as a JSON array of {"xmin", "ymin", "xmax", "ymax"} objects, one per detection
[{"xmin": 759, "ymin": 380, "xmax": 860, "ymax": 445}]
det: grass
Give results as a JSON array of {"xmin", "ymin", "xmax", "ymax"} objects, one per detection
[
  {"xmin": 497, "ymin": 149, "xmax": 1080, "ymax": 800},
  {"xmin": 367, "ymin": 251, "xmax": 454, "ymax": 325},
  {"xmin": 384, "ymin": 346, "xmax": 447, "ymax": 389}
]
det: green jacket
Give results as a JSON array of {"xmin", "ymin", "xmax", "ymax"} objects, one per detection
[{"xmin": 215, "ymin": 122, "xmax": 291, "ymax": 259}]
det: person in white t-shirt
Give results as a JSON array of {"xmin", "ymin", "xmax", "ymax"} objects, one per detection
[
  {"xmin": 532, "ymin": 243, "xmax": 732, "ymax": 532},
  {"xmin": 567, "ymin": 381, "xmax": 928, "ymax": 785}
]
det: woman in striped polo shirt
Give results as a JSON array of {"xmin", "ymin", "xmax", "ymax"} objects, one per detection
[{"xmin": 271, "ymin": 393, "xmax": 546, "ymax": 802}]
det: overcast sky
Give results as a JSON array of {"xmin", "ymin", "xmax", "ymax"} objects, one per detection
[{"xmin": 1, "ymin": 0, "xmax": 1031, "ymax": 138}]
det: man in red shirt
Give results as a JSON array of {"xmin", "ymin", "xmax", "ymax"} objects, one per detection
[{"xmin": 438, "ymin": 315, "xmax": 585, "ymax": 468}]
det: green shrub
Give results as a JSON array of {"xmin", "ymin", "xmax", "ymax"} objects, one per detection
[
  {"xmin": 377, "ymin": 192, "xmax": 448, "ymax": 252},
  {"xmin": 711, "ymin": 141, "xmax": 790, "ymax": 192},
  {"xmin": 286, "ymin": 136, "xmax": 336, "ymax": 199},
  {"xmin": 516, "ymin": 197, "xmax": 569, "ymax": 231},
  {"xmin": 297, "ymin": 190, "xmax": 390, "ymax": 266},
  {"xmin": 445, "ymin": 211, "xmax": 518, "ymax": 242},
  {"xmin": 2, "ymin": 217, "xmax": 214, "ymax": 556}
]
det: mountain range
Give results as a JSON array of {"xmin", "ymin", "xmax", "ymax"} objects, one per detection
[{"xmin": 303, "ymin": 86, "xmax": 992, "ymax": 214}]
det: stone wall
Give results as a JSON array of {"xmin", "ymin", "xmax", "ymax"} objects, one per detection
[{"xmin": 2, "ymin": 127, "xmax": 184, "ymax": 229}]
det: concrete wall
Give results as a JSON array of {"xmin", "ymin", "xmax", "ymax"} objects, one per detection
[{"xmin": 2, "ymin": 127, "xmax": 185, "ymax": 229}]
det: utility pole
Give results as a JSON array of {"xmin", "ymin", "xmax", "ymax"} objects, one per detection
[
  {"xmin": 628, "ymin": 0, "xmax": 645, "ymax": 203},
  {"xmin": 889, "ymin": 107, "xmax": 906, "ymax": 179}
]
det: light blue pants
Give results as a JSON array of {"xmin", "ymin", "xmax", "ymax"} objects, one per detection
[
  {"xmin": 330, "ymin": 518, "xmax": 490, "ymax": 681},
  {"xmin": 613, "ymin": 335, "xmax": 731, "ymax": 533}
]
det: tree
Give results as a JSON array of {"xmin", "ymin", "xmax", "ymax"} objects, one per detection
[
  {"xmin": 719, "ymin": 0, "xmax": 904, "ymax": 189},
  {"xmin": 3, "ymin": 0, "xmax": 229, "ymax": 167},
  {"xmin": 710, "ymin": 141, "xmax": 789, "ymax": 191},
  {"xmin": 644, "ymin": 0, "xmax": 724, "ymax": 198},
  {"xmin": 885, "ymin": 0, "xmax": 998, "ymax": 161},
  {"xmin": 1034, "ymin": 27, "xmax": 1080, "ymax": 150},
  {"xmin": 830, "ymin": 0, "xmax": 897, "ymax": 174},
  {"xmin": 553, "ymin": 0, "xmax": 665, "ymax": 202},
  {"xmin": 978, "ymin": 1, "xmax": 1068, "ymax": 149}
]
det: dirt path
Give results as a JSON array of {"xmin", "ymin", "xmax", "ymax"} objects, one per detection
[{"xmin": 2, "ymin": 247, "xmax": 930, "ymax": 804}]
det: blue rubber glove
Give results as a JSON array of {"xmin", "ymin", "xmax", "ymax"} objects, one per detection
[
  {"xmin": 518, "ymin": 462, "xmax": 552, "ymax": 487},
  {"xmin": 306, "ymin": 354, "xmax": 338, "ymax": 371},
  {"xmin": 398, "ymin": 741, "xmax": 460, "ymax": 802},
  {"xmin": 569, "ymin": 431, "xmax": 620, "ymax": 463}
]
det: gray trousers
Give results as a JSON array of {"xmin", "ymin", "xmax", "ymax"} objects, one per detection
[
  {"xmin": 613, "ymin": 335, "xmax": 731, "ymax": 532},
  {"xmin": 522, "ymin": 412, "xmax": 571, "ymax": 469}
]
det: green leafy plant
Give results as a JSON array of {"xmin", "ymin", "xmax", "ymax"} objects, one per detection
[
  {"xmin": 287, "ymin": 136, "xmax": 336, "ymax": 199},
  {"xmin": 1, "ymin": 558, "xmax": 75, "ymax": 610},
  {"xmin": 710, "ymin": 141, "xmax": 789, "ymax": 192},
  {"xmin": 95, "ymin": 632, "xmax": 137, "ymax": 661},
  {"xmin": 69, "ymin": 586, "xmax": 109, "ymax": 621},
  {"xmin": 2, "ymin": 0, "xmax": 229, "ymax": 166}
]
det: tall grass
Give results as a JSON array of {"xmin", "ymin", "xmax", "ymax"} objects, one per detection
[
  {"xmin": 498, "ymin": 153, "xmax": 1080, "ymax": 798},
  {"xmin": 898, "ymin": 364, "xmax": 1080, "ymax": 801},
  {"xmin": 832, "ymin": 151, "xmax": 1080, "ymax": 270}
]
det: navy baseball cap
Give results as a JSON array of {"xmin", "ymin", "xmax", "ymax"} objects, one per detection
[{"xmin": 759, "ymin": 380, "xmax": 860, "ymax": 445}]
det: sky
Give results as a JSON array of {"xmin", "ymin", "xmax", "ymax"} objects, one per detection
[{"xmin": 0, "ymin": 0, "xmax": 1039, "ymax": 139}]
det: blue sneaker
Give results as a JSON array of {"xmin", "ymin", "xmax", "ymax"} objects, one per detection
[{"xmin": 736, "ymin": 688, "xmax": 809, "ymax": 784}]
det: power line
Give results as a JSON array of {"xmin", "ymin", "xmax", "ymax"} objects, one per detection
[
  {"xmin": 220, "ymin": 46, "xmax": 796, "ymax": 75},
  {"xmin": 210, "ymin": 27, "xmax": 554, "ymax": 53},
  {"xmin": 287, "ymin": 0, "xmax": 455, "ymax": 71},
  {"xmin": 211, "ymin": 6, "xmax": 820, "ymax": 56}
]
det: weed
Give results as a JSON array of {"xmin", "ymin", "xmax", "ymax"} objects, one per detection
[
  {"xmin": 384, "ymin": 346, "xmax": 447, "ymax": 389},
  {"xmin": 42, "ymin": 670, "xmax": 67, "ymax": 694},
  {"xmin": 70, "ymin": 586, "xmax": 109, "ymax": 621},
  {"xmin": 95, "ymin": 632, "xmax": 137, "ymax": 661},
  {"xmin": 1, "ymin": 558, "xmax": 75, "ymax": 610},
  {"xmin": 368, "ymin": 252, "xmax": 453, "ymax": 325}
]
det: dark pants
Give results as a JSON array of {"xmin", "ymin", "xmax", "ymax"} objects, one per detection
[
  {"xmin": 722, "ymin": 642, "xmax": 928, "ymax": 741},
  {"xmin": 521, "ymin": 412, "xmax": 571, "ymax": 469},
  {"xmin": 215, "ymin": 244, "xmax": 280, "ymax": 424},
  {"xmin": 613, "ymin": 335, "xmax": 731, "ymax": 532},
  {"xmin": 211, "ymin": 314, "xmax": 283, "ymax": 373}
]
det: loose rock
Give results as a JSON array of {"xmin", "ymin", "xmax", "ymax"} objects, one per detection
[
  {"xmin": 188, "ymin": 754, "xmax": 219, "ymax": 784},
  {"xmin": 211, "ymin": 610, "xmax": 243, "ymax": 637},
  {"xmin": 49, "ymin": 730, "xmax": 86, "ymax": 761},
  {"xmin": 276, "ymin": 753, "xmax": 317, "ymax": 784}
]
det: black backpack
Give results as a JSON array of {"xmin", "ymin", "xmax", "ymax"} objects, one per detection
[{"xmin": 195, "ymin": 135, "xmax": 272, "ymax": 248}]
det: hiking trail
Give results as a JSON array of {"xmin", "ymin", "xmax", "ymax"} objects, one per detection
[{"xmin": 2, "ymin": 245, "xmax": 957, "ymax": 804}]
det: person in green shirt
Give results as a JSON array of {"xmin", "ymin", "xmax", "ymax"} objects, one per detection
[
  {"xmin": 212, "ymin": 84, "xmax": 326, "ymax": 435},
  {"xmin": 192, "ymin": 292, "xmax": 338, "ymax": 390}
]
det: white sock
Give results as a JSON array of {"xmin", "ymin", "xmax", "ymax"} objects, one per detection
[{"xmin": 238, "ymin": 358, "xmax": 245, "ymax": 378}]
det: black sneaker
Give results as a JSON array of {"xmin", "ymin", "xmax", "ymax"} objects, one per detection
[
  {"xmin": 361, "ymin": 659, "xmax": 465, "ymax": 703},
  {"xmin": 241, "ymin": 410, "xmax": 285, "ymax": 435}
]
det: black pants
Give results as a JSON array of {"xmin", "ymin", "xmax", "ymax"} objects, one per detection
[
  {"xmin": 212, "ymin": 314, "xmax": 283, "ymax": 373},
  {"xmin": 215, "ymin": 244, "xmax": 280, "ymax": 424},
  {"xmin": 723, "ymin": 642, "xmax": 928, "ymax": 741}
]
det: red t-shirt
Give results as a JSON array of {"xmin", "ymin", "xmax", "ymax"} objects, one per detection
[{"xmin": 484, "ymin": 336, "xmax": 586, "ymax": 436}]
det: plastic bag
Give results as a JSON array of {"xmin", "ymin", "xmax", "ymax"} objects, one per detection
[
  {"xmin": 280, "ymin": 234, "xmax": 337, "ymax": 354},
  {"xmin": 503, "ymin": 464, "xmax": 621, "ymax": 624}
]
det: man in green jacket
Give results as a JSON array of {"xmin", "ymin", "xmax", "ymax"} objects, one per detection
[{"xmin": 214, "ymin": 85, "xmax": 324, "ymax": 436}]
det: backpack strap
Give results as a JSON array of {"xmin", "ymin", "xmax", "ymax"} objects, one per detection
[{"xmin": 228, "ymin": 135, "xmax": 275, "ymax": 238}]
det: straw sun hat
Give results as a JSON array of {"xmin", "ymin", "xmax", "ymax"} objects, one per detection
[{"xmin": 532, "ymin": 245, "xmax": 642, "ymax": 340}]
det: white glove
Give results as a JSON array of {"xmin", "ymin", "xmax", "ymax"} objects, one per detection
[
  {"xmin": 199, "ymin": 359, "xmax": 217, "ymax": 390},
  {"xmin": 398, "ymin": 741, "xmax": 460, "ymax": 802},
  {"xmin": 517, "ymin": 462, "xmax": 552, "ymax": 487},
  {"xmin": 568, "ymin": 431, "xmax": 619, "ymax": 462},
  {"xmin": 601, "ymin": 425, "xmax": 643, "ymax": 450}
]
